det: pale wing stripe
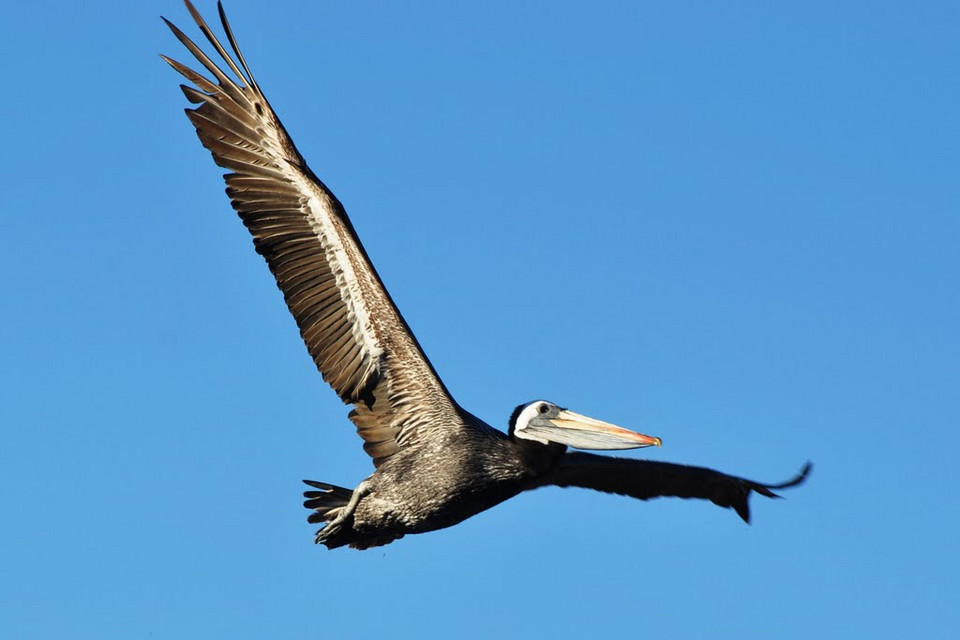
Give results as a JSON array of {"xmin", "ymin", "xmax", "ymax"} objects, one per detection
[{"xmin": 301, "ymin": 183, "xmax": 384, "ymax": 379}]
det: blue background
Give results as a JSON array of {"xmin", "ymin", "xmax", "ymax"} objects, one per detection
[{"xmin": 3, "ymin": 1, "xmax": 957, "ymax": 637}]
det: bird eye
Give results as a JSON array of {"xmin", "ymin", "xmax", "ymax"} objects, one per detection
[{"xmin": 538, "ymin": 404, "xmax": 550, "ymax": 414}]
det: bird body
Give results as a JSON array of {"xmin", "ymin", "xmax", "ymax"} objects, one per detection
[
  {"xmin": 343, "ymin": 428, "xmax": 537, "ymax": 549},
  {"xmin": 164, "ymin": 0, "xmax": 810, "ymax": 550}
]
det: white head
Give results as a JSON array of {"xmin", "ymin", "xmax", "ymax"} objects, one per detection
[{"xmin": 509, "ymin": 400, "xmax": 661, "ymax": 450}]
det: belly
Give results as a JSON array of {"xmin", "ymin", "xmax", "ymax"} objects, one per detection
[{"xmin": 352, "ymin": 471, "xmax": 524, "ymax": 537}]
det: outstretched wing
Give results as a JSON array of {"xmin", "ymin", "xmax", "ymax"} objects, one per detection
[
  {"xmin": 162, "ymin": 0, "xmax": 462, "ymax": 466},
  {"xmin": 528, "ymin": 455, "xmax": 812, "ymax": 523}
]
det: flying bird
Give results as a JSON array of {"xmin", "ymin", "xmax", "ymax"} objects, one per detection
[{"xmin": 163, "ymin": 0, "xmax": 811, "ymax": 550}]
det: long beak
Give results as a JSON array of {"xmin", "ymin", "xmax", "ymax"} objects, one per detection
[{"xmin": 537, "ymin": 409, "xmax": 662, "ymax": 450}]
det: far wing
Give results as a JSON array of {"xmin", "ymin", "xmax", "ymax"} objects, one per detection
[{"xmin": 528, "ymin": 454, "xmax": 811, "ymax": 523}]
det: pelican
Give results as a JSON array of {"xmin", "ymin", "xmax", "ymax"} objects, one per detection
[{"xmin": 163, "ymin": 1, "xmax": 811, "ymax": 550}]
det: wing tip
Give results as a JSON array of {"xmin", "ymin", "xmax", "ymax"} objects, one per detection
[
  {"xmin": 770, "ymin": 461, "xmax": 814, "ymax": 490},
  {"xmin": 736, "ymin": 460, "xmax": 813, "ymax": 524}
]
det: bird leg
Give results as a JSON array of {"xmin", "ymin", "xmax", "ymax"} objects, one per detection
[{"xmin": 314, "ymin": 480, "xmax": 370, "ymax": 544}]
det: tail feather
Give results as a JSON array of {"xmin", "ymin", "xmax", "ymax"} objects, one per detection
[{"xmin": 302, "ymin": 480, "xmax": 352, "ymax": 525}]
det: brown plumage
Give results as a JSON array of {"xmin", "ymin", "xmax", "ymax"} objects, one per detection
[{"xmin": 163, "ymin": 1, "xmax": 810, "ymax": 550}]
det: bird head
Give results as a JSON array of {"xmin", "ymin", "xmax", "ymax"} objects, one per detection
[{"xmin": 508, "ymin": 400, "xmax": 662, "ymax": 450}]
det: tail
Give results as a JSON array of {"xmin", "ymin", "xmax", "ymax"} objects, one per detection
[{"xmin": 302, "ymin": 480, "xmax": 352, "ymax": 525}]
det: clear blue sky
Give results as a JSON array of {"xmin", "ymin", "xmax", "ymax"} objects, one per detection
[{"xmin": 2, "ymin": 1, "xmax": 957, "ymax": 638}]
